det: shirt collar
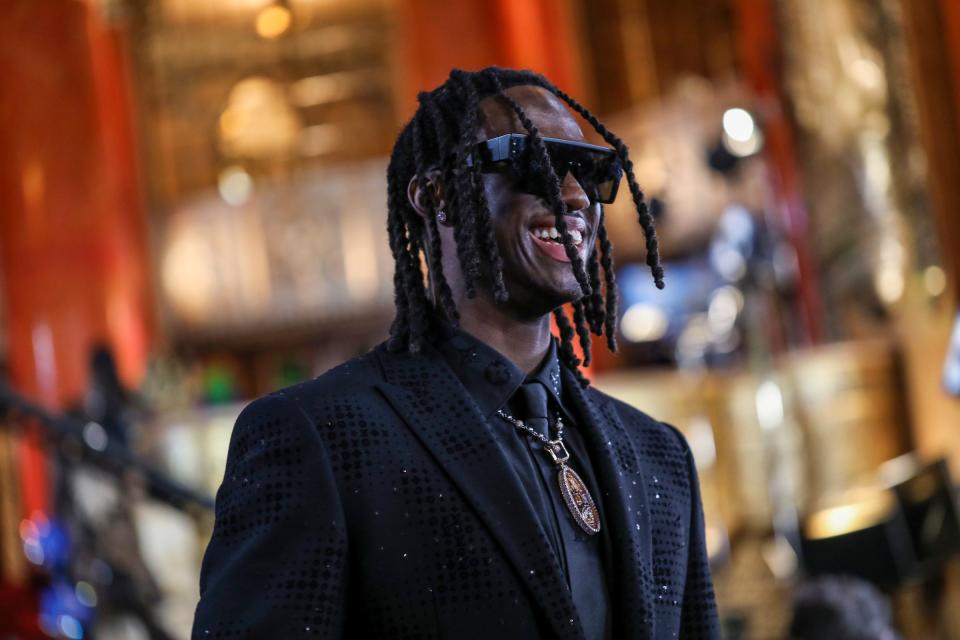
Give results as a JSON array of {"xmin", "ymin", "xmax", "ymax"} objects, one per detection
[
  {"xmin": 432, "ymin": 324, "xmax": 564, "ymax": 419},
  {"xmin": 524, "ymin": 338, "xmax": 564, "ymax": 409}
]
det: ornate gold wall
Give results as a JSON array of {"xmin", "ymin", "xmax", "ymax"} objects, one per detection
[{"xmin": 776, "ymin": 0, "xmax": 960, "ymax": 477}]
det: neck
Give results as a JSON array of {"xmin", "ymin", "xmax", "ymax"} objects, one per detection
[{"xmin": 455, "ymin": 295, "xmax": 553, "ymax": 375}]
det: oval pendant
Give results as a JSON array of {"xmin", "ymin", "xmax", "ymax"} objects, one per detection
[{"xmin": 557, "ymin": 464, "xmax": 601, "ymax": 535}]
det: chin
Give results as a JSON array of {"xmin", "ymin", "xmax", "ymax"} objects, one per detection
[
  {"xmin": 535, "ymin": 249, "xmax": 595, "ymax": 303},
  {"xmin": 547, "ymin": 275, "xmax": 587, "ymax": 305},
  {"xmin": 495, "ymin": 237, "xmax": 595, "ymax": 317},
  {"xmin": 499, "ymin": 271, "xmax": 585, "ymax": 318}
]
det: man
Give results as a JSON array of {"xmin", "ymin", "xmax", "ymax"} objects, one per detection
[{"xmin": 193, "ymin": 67, "xmax": 718, "ymax": 639}]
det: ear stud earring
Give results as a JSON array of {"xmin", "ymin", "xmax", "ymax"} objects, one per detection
[{"xmin": 436, "ymin": 210, "xmax": 448, "ymax": 224}]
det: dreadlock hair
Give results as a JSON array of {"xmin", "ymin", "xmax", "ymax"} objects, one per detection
[{"xmin": 386, "ymin": 67, "xmax": 663, "ymax": 386}]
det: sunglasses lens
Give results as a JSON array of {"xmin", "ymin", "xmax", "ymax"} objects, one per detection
[
  {"xmin": 544, "ymin": 142, "xmax": 621, "ymax": 204},
  {"xmin": 595, "ymin": 178, "xmax": 614, "ymax": 203},
  {"xmin": 473, "ymin": 135, "xmax": 622, "ymax": 204}
]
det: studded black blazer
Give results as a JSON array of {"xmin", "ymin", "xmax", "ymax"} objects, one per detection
[{"xmin": 192, "ymin": 341, "xmax": 719, "ymax": 639}]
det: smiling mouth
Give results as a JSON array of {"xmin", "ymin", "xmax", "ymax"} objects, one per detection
[{"xmin": 527, "ymin": 217, "xmax": 587, "ymax": 263}]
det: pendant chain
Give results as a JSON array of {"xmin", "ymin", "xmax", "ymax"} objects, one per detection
[
  {"xmin": 496, "ymin": 407, "xmax": 602, "ymax": 535},
  {"xmin": 496, "ymin": 409, "xmax": 564, "ymax": 447}
]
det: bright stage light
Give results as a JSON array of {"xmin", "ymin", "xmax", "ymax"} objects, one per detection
[{"xmin": 722, "ymin": 108, "xmax": 763, "ymax": 157}]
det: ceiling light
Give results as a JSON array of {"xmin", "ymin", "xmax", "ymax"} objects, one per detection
[
  {"xmin": 620, "ymin": 303, "xmax": 669, "ymax": 343},
  {"xmin": 256, "ymin": 5, "xmax": 291, "ymax": 39}
]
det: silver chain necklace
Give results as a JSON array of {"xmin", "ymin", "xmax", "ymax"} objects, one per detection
[{"xmin": 496, "ymin": 408, "xmax": 601, "ymax": 535}]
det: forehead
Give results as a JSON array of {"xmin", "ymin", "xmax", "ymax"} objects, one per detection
[{"xmin": 478, "ymin": 85, "xmax": 585, "ymax": 142}]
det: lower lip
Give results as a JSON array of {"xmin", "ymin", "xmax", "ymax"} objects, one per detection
[{"xmin": 529, "ymin": 231, "xmax": 583, "ymax": 262}]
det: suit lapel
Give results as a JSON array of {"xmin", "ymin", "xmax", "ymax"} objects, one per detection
[
  {"xmin": 375, "ymin": 346, "xmax": 586, "ymax": 640},
  {"xmin": 563, "ymin": 367, "xmax": 656, "ymax": 640}
]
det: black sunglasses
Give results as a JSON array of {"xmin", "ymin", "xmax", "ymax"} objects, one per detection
[{"xmin": 467, "ymin": 133, "xmax": 623, "ymax": 205}]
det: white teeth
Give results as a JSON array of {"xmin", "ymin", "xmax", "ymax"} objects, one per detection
[{"xmin": 531, "ymin": 226, "xmax": 584, "ymax": 245}]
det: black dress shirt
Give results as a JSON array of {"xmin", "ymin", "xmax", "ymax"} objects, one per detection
[{"xmin": 435, "ymin": 327, "xmax": 612, "ymax": 640}]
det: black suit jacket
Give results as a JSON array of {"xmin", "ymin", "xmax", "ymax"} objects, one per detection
[{"xmin": 193, "ymin": 341, "xmax": 718, "ymax": 639}]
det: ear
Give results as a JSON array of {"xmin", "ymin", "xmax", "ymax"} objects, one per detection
[{"xmin": 407, "ymin": 171, "xmax": 448, "ymax": 221}]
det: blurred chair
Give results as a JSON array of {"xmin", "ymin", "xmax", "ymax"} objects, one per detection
[
  {"xmin": 801, "ymin": 488, "xmax": 916, "ymax": 587},
  {"xmin": 881, "ymin": 455, "xmax": 960, "ymax": 576}
]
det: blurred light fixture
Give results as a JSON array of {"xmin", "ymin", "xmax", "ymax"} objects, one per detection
[
  {"xmin": 874, "ymin": 237, "xmax": 905, "ymax": 305},
  {"xmin": 945, "ymin": 312, "xmax": 960, "ymax": 396},
  {"xmin": 805, "ymin": 490, "xmax": 895, "ymax": 540},
  {"xmin": 721, "ymin": 107, "xmax": 764, "ymax": 157},
  {"xmin": 340, "ymin": 207, "xmax": 379, "ymax": 301},
  {"xmin": 218, "ymin": 77, "xmax": 301, "ymax": 158},
  {"xmin": 707, "ymin": 286, "xmax": 743, "ymax": 336},
  {"xmin": 290, "ymin": 70, "xmax": 376, "ymax": 107},
  {"xmin": 875, "ymin": 264, "xmax": 904, "ymax": 305},
  {"xmin": 711, "ymin": 246, "xmax": 747, "ymax": 282},
  {"xmin": 772, "ymin": 242, "xmax": 799, "ymax": 288},
  {"xmin": 676, "ymin": 315, "xmax": 713, "ymax": 365},
  {"xmin": 217, "ymin": 166, "xmax": 253, "ymax": 206},
  {"xmin": 755, "ymin": 379, "xmax": 784, "ymax": 431},
  {"xmin": 710, "ymin": 204, "xmax": 754, "ymax": 282},
  {"xmin": 687, "ymin": 416, "xmax": 717, "ymax": 468},
  {"xmin": 75, "ymin": 582, "xmax": 97, "ymax": 608},
  {"xmin": 161, "ymin": 226, "xmax": 216, "ymax": 322},
  {"xmin": 723, "ymin": 108, "xmax": 755, "ymax": 141},
  {"xmin": 863, "ymin": 137, "xmax": 891, "ymax": 191},
  {"xmin": 620, "ymin": 303, "xmax": 669, "ymax": 343},
  {"xmin": 849, "ymin": 58, "xmax": 884, "ymax": 91},
  {"xmin": 923, "ymin": 265, "xmax": 947, "ymax": 298},
  {"xmin": 82, "ymin": 421, "xmax": 109, "ymax": 452},
  {"xmin": 256, "ymin": 5, "xmax": 291, "ymax": 39},
  {"xmin": 58, "ymin": 615, "xmax": 83, "ymax": 640},
  {"xmin": 290, "ymin": 73, "xmax": 349, "ymax": 107}
]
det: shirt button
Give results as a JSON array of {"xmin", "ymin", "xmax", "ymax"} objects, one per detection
[{"xmin": 484, "ymin": 360, "xmax": 511, "ymax": 385}]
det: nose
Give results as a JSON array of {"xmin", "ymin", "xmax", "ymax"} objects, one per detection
[{"xmin": 560, "ymin": 172, "xmax": 590, "ymax": 213}]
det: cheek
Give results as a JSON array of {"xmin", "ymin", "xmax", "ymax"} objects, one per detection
[
  {"xmin": 581, "ymin": 206, "xmax": 602, "ymax": 254},
  {"xmin": 589, "ymin": 204, "xmax": 602, "ymax": 228},
  {"xmin": 481, "ymin": 174, "xmax": 512, "ymax": 221},
  {"xmin": 481, "ymin": 175, "xmax": 525, "ymax": 248}
]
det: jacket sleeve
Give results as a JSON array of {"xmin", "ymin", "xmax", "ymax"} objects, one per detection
[
  {"xmin": 678, "ymin": 440, "xmax": 720, "ymax": 639},
  {"xmin": 192, "ymin": 392, "xmax": 348, "ymax": 639}
]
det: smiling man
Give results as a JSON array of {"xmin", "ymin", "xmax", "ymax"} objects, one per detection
[{"xmin": 193, "ymin": 67, "xmax": 718, "ymax": 640}]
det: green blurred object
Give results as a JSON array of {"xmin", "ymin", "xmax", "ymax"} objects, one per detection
[
  {"xmin": 276, "ymin": 359, "xmax": 307, "ymax": 389},
  {"xmin": 203, "ymin": 364, "xmax": 237, "ymax": 405}
]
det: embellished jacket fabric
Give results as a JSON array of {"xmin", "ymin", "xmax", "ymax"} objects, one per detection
[{"xmin": 192, "ymin": 341, "xmax": 719, "ymax": 639}]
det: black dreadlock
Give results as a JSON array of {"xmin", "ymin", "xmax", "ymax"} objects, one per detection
[{"xmin": 386, "ymin": 67, "xmax": 663, "ymax": 385}]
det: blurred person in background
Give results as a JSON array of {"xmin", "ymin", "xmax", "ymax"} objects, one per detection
[
  {"xmin": 65, "ymin": 346, "xmax": 168, "ymax": 638},
  {"xmin": 193, "ymin": 67, "xmax": 717, "ymax": 639},
  {"xmin": 788, "ymin": 575, "xmax": 901, "ymax": 640},
  {"xmin": 81, "ymin": 345, "xmax": 147, "ymax": 449}
]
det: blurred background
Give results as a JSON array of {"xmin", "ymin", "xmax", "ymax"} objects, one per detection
[{"xmin": 1, "ymin": 0, "xmax": 960, "ymax": 638}]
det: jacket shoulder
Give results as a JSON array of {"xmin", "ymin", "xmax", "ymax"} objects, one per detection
[
  {"xmin": 585, "ymin": 385, "xmax": 692, "ymax": 456},
  {"xmin": 222, "ymin": 349, "xmax": 384, "ymax": 453}
]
